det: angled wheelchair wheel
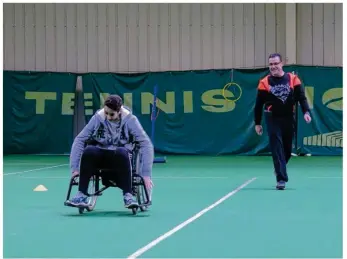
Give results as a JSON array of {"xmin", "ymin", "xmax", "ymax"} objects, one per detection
[
  {"xmin": 131, "ymin": 146, "xmax": 151, "ymax": 214},
  {"xmin": 137, "ymin": 185, "xmax": 149, "ymax": 212},
  {"xmin": 134, "ymin": 176, "xmax": 151, "ymax": 212},
  {"xmin": 86, "ymin": 175, "xmax": 99, "ymax": 212}
]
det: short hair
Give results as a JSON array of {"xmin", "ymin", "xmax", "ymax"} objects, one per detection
[
  {"xmin": 268, "ymin": 53, "xmax": 282, "ymax": 61},
  {"xmin": 104, "ymin": 95, "xmax": 123, "ymax": 112}
]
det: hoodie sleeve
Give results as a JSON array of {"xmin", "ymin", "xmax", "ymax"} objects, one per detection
[
  {"xmin": 69, "ymin": 115, "xmax": 98, "ymax": 173},
  {"xmin": 293, "ymin": 76, "xmax": 310, "ymax": 115},
  {"xmin": 127, "ymin": 116, "xmax": 154, "ymax": 177},
  {"xmin": 254, "ymin": 80, "xmax": 268, "ymax": 125}
]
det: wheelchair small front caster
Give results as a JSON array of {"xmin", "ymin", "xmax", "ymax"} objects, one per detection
[
  {"xmin": 78, "ymin": 208, "xmax": 85, "ymax": 214},
  {"xmin": 132, "ymin": 207, "xmax": 138, "ymax": 215}
]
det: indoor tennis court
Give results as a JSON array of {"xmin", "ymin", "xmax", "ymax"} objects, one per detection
[{"xmin": 4, "ymin": 154, "xmax": 342, "ymax": 258}]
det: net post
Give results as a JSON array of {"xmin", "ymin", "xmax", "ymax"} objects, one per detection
[{"xmin": 151, "ymin": 84, "xmax": 167, "ymax": 163}]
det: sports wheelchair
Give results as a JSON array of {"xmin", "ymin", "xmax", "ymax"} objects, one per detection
[{"xmin": 64, "ymin": 145, "xmax": 152, "ymax": 215}]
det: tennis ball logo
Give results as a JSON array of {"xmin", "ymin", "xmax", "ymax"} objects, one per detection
[
  {"xmin": 223, "ymin": 82, "xmax": 242, "ymax": 102},
  {"xmin": 322, "ymin": 88, "xmax": 342, "ymax": 111}
]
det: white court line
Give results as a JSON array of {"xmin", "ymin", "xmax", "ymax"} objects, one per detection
[
  {"xmin": 19, "ymin": 176, "xmax": 228, "ymax": 179},
  {"xmin": 127, "ymin": 177, "xmax": 257, "ymax": 259},
  {"xmin": 4, "ymin": 164, "xmax": 68, "ymax": 176},
  {"xmin": 308, "ymin": 176, "xmax": 342, "ymax": 179},
  {"xmin": 157, "ymin": 176, "xmax": 228, "ymax": 179},
  {"xmin": 155, "ymin": 176, "xmax": 228, "ymax": 179},
  {"xmin": 19, "ymin": 176, "xmax": 70, "ymax": 179},
  {"xmin": 4, "ymin": 162, "xmax": 60, "ymax": 166}
]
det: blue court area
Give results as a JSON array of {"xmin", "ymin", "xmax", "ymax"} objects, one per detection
[{"xmin": 3, "ymin": 155, "xmax": 342, "ymax": 258}]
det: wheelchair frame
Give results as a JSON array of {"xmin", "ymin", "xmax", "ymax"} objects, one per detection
[{"xmin": 64, "ymin": 145, "xmax": 152, "ymax": 215}]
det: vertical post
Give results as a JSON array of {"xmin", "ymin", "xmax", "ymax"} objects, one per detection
[
  {"xmin": 74, "ymin": 76, "xmax": 85, "ymax": 138},
  {"xmin": 73, "ymin": 76, "xmax": 80, "ymax": 138},
  {"xmin": 151, "ymin": 84, "xmax": 158, "ymax": 145},
  {"xmin": 151, "ymin": 84, "xmax": 166, "ymax": 163}
]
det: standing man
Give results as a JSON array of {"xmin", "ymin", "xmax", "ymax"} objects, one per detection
[{"xmin": 254, "ymin": 53, "xmax": 312, "ymax": 190}]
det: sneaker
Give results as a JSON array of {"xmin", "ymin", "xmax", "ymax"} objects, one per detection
[
  {"xmin": 66, "ymin": 191, "xmax": 89, "ymax": 207},
  {"xmin": 123, "ymin": 193, "xmax": 138, "ymax": 208},
  {"xmin": 276, "ymin": 181, "xmax": 286, "ymax": 190}
]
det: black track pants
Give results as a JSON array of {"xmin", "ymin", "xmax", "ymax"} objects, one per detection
[
  {"xmin": 265, "ymin": 112, "xmax": 294, "ymax": 182},
  {"xmin": 78, "ymin": 146, "xmax": 132, "ymax": 195}
]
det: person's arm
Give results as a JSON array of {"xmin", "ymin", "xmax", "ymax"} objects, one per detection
[
  {"xmin": 293, "ymin": 76, "xmax": 310, "ymax": 115},
  {"xmin": 127, "ymin": 116, "xmax": 154, "ymax": 177},
  {"xmin": 69, "ymin": 115, "xmax": 97, "ymax": 173},
  {"xmin": 254, "ymin": 81, "xmax": 268, "ymax": 125}
]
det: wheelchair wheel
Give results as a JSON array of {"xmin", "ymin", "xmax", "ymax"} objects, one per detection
[
  {"xmin": 137, "ymin": 184, "xmax": 150, "ymax": 212},
  {"xmin": 140, "ymin": 205, "xmax": 147, "ymax": 212},
  {"xmin": 86, "ymin": 175, "xmax": 99, "ymax": 212},
  {"xmin": 133, "ymin": 153, "xmax": 149, "ymax": 212}
]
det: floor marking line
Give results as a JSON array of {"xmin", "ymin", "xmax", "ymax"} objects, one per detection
[
  {"xmin": 127, "ymin": 177, "xmax": 257, "ymax": 259},
  {"xmin": 3, "ymin": 162, "xmax": 57, "ymax": 166},
  {"xmin": 308, "ymin": 176, "xmax": 342, "ymax": 179},
  {"xmin": 4, "ymin": 164, "xmax": 68, "ymax": 176},
  {"xmin": 155, "ymin": 176, "xmax": 228, "ymax": 179},
  {"xmin": 19, "ymin": 176, "xmax": 229, "ymax": 179}
]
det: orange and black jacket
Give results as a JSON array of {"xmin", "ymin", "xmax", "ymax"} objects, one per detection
[{"xmin": 254, "ymin": 72, "xmax": 310, "ymax": 125}]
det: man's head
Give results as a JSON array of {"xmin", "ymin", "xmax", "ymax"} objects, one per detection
[
  {"xmin": 104, "ymin": 95, "xmax": 123, "ymax": 121},
  {"xmin": 268, "ymin": 53, "xmax": 284, "ymax": 77}
]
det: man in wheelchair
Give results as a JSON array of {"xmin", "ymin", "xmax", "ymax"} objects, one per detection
[{"xmin": 65, "ymin": 94, "xmax": 154, "ymax": 209}]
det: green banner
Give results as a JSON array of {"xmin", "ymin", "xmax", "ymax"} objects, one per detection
[
  {"xmin": 4, "ymin": 66, "xmax": 341, "ymax": 156},
  {"xmin": 3, "ymin": 71, "xmax": 77, "ymax": 155},
  {"xmin": 82, "ymin": 66, "xmax": 342, "ymax": 156},
  {"xmin": 294, "ymin": 66, "xmax": 343, "ymax": 155}
]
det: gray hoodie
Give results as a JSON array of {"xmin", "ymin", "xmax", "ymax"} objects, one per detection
[{"xmin": 69, "ymin": 106, "xmax": 154, "ymax": 177}]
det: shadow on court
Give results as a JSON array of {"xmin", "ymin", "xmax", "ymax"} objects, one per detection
[{"xmin": 61, "ymin": 210, "xmax": 150, "ymax": 218}]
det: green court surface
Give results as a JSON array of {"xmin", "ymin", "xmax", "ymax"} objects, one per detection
[{"xmin": 4, "ymin": 155, "xmax": 342, "ymax": 258}]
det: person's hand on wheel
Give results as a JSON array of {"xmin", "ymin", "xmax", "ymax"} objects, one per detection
[
  {"xmin": 255, "ymin": 125, "xmax": 263, "ymax": 136},
  {"xmin": 72, "ymin": 171, "xmax": 79, "ymax": 178},
  {"xmin": 143, "ymin": 176, "xmax": 154, "ymax": 190}
]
